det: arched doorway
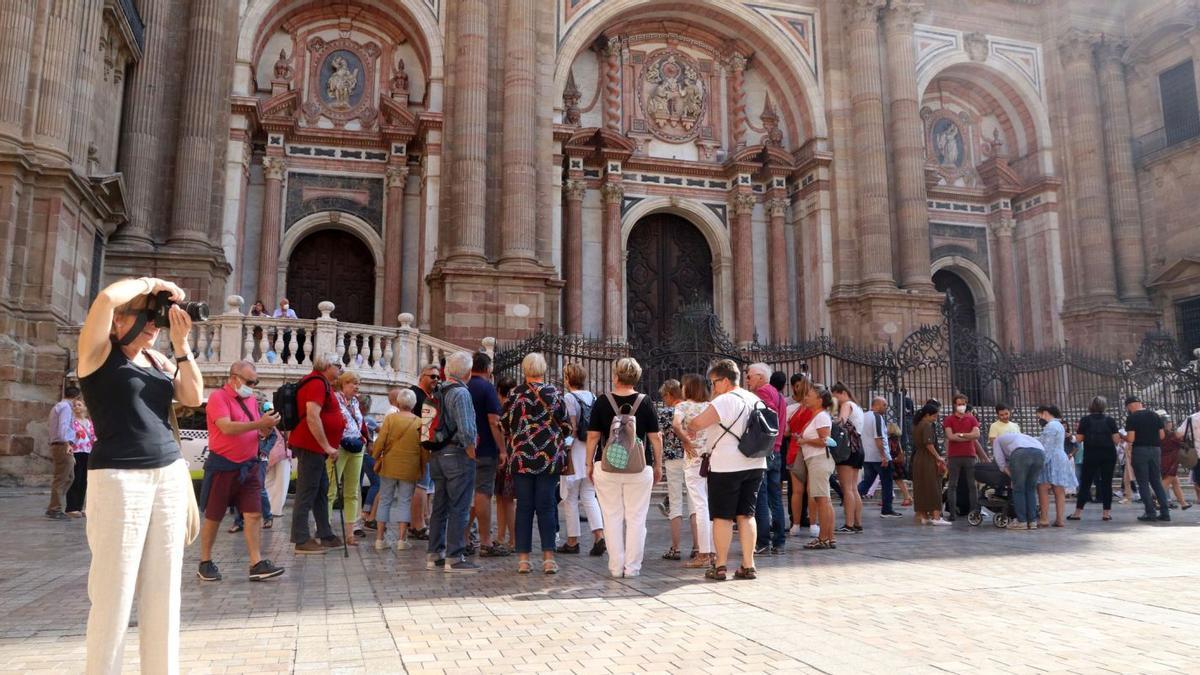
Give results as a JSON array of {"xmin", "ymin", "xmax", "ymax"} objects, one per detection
[
  {"xmin": 626, "ymin": 214, "xmax": 714, "ymax": 349},
  {"xmin": 933, "ymin": 268, "xmax": 977, "ymax": 335},
  {"xmin": 287, "ymin": 229, "xmax": 376, "ymax": 324}
]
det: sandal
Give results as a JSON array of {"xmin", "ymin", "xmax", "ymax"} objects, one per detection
[
  {"xmin": 1066, "ymin": 514, "xmax": 1081, "ymax": 521},
  {"xmin": 704, "ymin": 565, "xmax": 727, "ymax": 581},
  {"xmin": 263, "ymin": 520, "xmax": 273, "ymax": 529},
  {"xmin": 901, "ymin": 498, "xmax": 913, "ymax": 507},
  {"xmin": 1053, "ymin": 522, "xmax": 1064, "ymax": 527},
  {"xmin": 543, "ymin": 559, "xmax": 559, "ymax": 575},
  {"xmin": 685, "ymin": 555, "xmax": 710, "ymax": 568},
  {"xmin": 662, "ymin": 547, "xmax": 681, "ymax": 561},
  {"xmin": 517, "ymin": 560, "xmax": 532, "ymax": 574},
  {"xmin": 733, "ymin": 566, "xmax": 757, "ymax": 580},
  {"xmin": 803, "ymin": 538, "xmax": 836, "ymax": 550},
  {"xmin": 1102, "ymin": 515, "xmax": 1112, "ymax": 521},
  {"xmin": 689, "ymin": 548, "xmax": 699, "ymax": 560}
]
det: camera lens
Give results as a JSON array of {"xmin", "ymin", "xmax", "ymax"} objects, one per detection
[{"xmin": 182, "ymin": 301, "xmax": 209, "ymax": 322}]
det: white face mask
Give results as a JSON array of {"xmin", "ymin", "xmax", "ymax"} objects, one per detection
[
  {"xmin": 236, "ymin": 384, "xmax": 253, "ymax": 398},
  {"xmin": 955, "ymin": 405, "xmax": 967, "ymax": 414},
  {"xmin": 281, "ymin": 304, "xmax": 289, "ymax": 311}
]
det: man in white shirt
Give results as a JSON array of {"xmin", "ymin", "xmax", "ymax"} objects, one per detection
[
  {"xmin": 46, "ymin": 385, "xmax": 81, "ymax": 519},
  {"xmin": 272, "ymin": 298, "xmax": 298, "ymax": 318},
  {"xmin": 858, "ymin": 397, "xmax": 901, "ymax": 518}
]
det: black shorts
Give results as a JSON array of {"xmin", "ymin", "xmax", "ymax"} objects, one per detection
[
  {"xmin": 706, "ymin": 469, "xmax": 765, "ymax": 520},
  {"xmin": 837, "ymin": 449, "xmax": 864, "ymax": 469}
]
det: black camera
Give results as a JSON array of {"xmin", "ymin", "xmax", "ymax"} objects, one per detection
[{"xmin": 148, "ymin": 290, "xmax": 209, "ymax": 327}]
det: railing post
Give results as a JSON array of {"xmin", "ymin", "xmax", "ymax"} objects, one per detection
[
  {"xmin": 394, "ymin": 312, "xmax": 419, "ymax": 383},
  {"xmin": 219, "ymin": 295, "xmax": 245, "ymax": 363},
  {"xmin": 314, "ymin": 301, "xmax": 337, "ymax": 361}
]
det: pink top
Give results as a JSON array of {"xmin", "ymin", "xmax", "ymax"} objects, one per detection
[
  {"xmin": 206, "ymin": 384, "xmax": 261, "ymax": 463},
  {"xmin": 754, "ymin": 384, "xmax": 788, "ymax": 451},
  {"xmin": 72, "ymin": 418, "xmax": 96, "ymax": 454}
]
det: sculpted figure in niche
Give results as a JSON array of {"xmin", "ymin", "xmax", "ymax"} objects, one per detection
[
  {"xmin": 390, "ymin": 57, "xmax": 409, "ymax": 95},
  {"xmin": 326, "ymin": 56, "xmax": 359, "ymax": 108},
  {"xmin": 642, "ymin": 52, "xmax": 705, "ymax": 137},
  {"xmin": 274, "ymin": 49, "xmax": 293, "ymax": 81},
  {"xmin": 934, "ymin": 120, "xmax": 962, "ymax": 167}
]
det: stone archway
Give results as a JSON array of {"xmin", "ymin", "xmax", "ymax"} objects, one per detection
[
  {"xmin": 931, "ymin": 257, "xmax": 998, "ymax": 340},
  {"xmin": 625, "ymin": 213, "xmax": 715, "ymax": 350},
  {"xmin": 286, "ymin": 229, "xmax": 377, "ymax": 324}
]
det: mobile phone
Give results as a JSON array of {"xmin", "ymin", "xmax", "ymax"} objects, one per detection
[{"xmin": 261, "ymin": 400, "xmax": 274, "ymax": 414}]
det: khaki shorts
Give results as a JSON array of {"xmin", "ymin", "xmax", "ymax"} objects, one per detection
[{"xmin": 791, "ymin": 453, "xmax": 835, "ymax": 499}]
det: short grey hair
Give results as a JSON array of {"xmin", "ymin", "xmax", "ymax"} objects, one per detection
[
  {"xmin": 313, "ymin": 352, "xmax": 342, "ymax": 371},
  {"xmin": 395, "ymin": 388, "xmax": 417, "ymax": 412},
  {"xmin": 444, "ymin": 351, "xmax": 473, "ymax": 380},
  {"xmin": 522, "ymin": 352, "xmax": 547, "ymax": 378},
  {"xmin": 229, "ymin": 359, "xmax": 256, "ymax": 378},
  {"xmin": 748, "ymin": 362, "xmax": 771, "ymax": 380}
]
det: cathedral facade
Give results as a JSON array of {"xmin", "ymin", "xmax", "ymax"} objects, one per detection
[{"xmin": 2, "ymin": 0, "xmax": 1200, "ymax": 478}]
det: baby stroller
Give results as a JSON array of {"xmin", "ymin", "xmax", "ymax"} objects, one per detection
[{"xmin": 966, "ymin": 461, "xmax": 1015, "ymax": 528}]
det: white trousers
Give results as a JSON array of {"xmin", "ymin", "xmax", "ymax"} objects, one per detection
[
  {"xmin": 683, "ymin": 462, "xmax": 713, "ymax": 553},
  {"xmin": 560, "ymin": 474, "xmax": 604, "ymax": 538},
  {"xmin": 664, "ymin": 458, "xmax": 688, "ymax": 519},
  {"xmin": 85, "ymin": 458, "xmax": 190, "ymax": 675},
  {"xmin": 593, "ymin": 467, "xmax": 653, "ymax": 577},
  {"xmin": 265, "ymin": 458, "xmax": 291, "ymax": 517}
]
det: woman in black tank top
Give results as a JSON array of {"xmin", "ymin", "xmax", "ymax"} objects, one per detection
[{"xmin": 75, "ymin": 277, "xmax": 204, "ymax": 674}]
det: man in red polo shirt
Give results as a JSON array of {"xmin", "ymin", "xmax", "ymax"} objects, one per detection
[
  {"xmin": 289, "ymin": 352, "xmax": 347, "ymax": 554},
  {"xmin": 198, "ymin": 360, "xmax": 285, "ymax": 582},
  {"xmin": 942, "ymin": 393, "xmax": 982, "ymax": 520}
]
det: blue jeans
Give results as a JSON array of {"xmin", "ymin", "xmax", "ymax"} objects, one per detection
[
  {"xmin": 1131, "ymin": 445, "xmax": 1170, "ymax": 518},
  {"xmin": 513, "ymin": 471, "xmax": 559, "ymax": 553},
  {"xmin": 1008, "ymin": 448, "xmax": 1045, "ymax": 524},
  {"xmin": 858, "ymin": 461, "xmax": 895, "ymax": 513},
  {"xmin": 362, "ymin": 453, "xmax": 381, "ymax": 515},
  {"xmin": 755, "ymin": 452, "xmax": 787, "ymax": 548},
  {"xmin": 234, "ymin": 460, "xmax": 271, "ymax": 527},
  {"xmin": 427, "ymin": 451, "xmax": 476, "ymax": 561}
]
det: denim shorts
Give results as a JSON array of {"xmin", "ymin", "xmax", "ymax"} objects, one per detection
[{"xmin": 417, "ymin": 463, "xmax": 434, "ymax": 492}]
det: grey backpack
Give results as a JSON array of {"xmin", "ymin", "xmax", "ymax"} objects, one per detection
[{"xmin": 600, "ymin": 393, "xmax": 647, "ymax": 474}]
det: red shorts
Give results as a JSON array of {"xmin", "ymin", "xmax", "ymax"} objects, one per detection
[{"xmin": 203, "ymin": 468, "xmax": 263, "ymax": 521}]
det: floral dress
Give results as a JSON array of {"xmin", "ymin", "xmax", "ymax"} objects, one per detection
[
  {"xmin": 657, "ymin": 405, "xmax": 684, "ymax": 461},
  {"xmin": 500, "ymin": 382, "xmax": 572, "ymax": 475},
  {"xmin": 1038, "ymin": 419, "xmax": 1079, "ymax": 489},
  {"xmin": 673, "ymin": 400, "xmax": 710, "ymax": 469}
]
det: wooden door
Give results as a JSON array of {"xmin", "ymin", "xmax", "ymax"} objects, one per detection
[
  {"xmin": 286, "ymin": 229, "xmax": 375, "ymax": 324},
  {"xmin": 625, "ymin": 214, "xmax": 713, "ymax": 349}
]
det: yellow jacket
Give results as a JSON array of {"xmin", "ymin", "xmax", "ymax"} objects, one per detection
[{"xmin": 371, "ymin": 413, "xmax": 426, "ymax": 481}]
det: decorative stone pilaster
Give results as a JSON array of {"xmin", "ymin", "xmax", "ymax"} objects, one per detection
[
  {"xmin": 257, "ymin": 157, "xmax": 286, "ymax": 307},
  {"xmin": 601, "ymin": 182, "xmax": 624, "ymax": 339},
  {"xmin": 1096, "ymin": 38, "xmax": 1149, "ymax": 303},
  {"xmin": 1058, "ymin": 28, "xmax": 1118, "ymax": 303},
  {"xmin": 989, "ymin": 215, "xmax": 1021, "ymax": 350},
  {"xmin": 446, "ymin": 0, "xmax": 489, "ymax": 264},
  {"xmin": 845, "ymin": 0, "xmax": 896, "ymax": 289},
  {"xmin": 383, "ymin": 165, "xmax": 409, "ymax": 326},
  {"xmin": 729, "ymin": 192, "xmax": 757, "ymax": 344},
  {"xmin": 884, "ymin": 0, "xmax": 933, "ymax": 290},
  {"xmin": 602, "ymin": 36, "xmax": 622, "ymax": 133},
  {"xmin": 32, "ymin": 1, "xmax": 84, "ymax": 158},
  {"xmin": 767, "ymin": 196, "xmax": 790, "ymax": 343},
  {"xmin": 726, "ymin": 53, "xmax": 749, "ymax": 150},
  {"xmin": 499, "ymin": 0, "xmax": 537, "ymax": 268},
  {"xmin": 0, "ymin": 1, "xmax": 36, "ymax": 129},
  {"xmin": 563, "ymin": 180, "xmax": 586, "ymax": 335}
]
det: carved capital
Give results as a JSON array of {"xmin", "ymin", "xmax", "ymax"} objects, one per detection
[
  {"xmin": 1094, "ymin": 36, "xmax": 1129, "ymax": 66},
  {"xmin": 990, "ymin": 215, "xmax": 1015, "ymax": 238},
  {"xmin": 564, "ymin": 179, "xmax": 587, "ymax": 201},
  {"xmin": 1058, "ymin": 28, "xmax": 1101, "ymax": 64},
  {"xmin": 767, "ymin": 197, "xmax": 789, "ymax": 218},
  {"xmin": 601, "ymin": 182, "xmax": 624, "ymax": 204},
  {"xmin": 728, "ymin": 192, "xmax": 756, "ymax": 215},
  {"xmin": 725, "ymin": 52, "xmax": 748, "ymax": 73},
  {"xmin": 884, "ymin": 0, "xmax": 923, "ymax": 32},
  {"xmin": 386, "ymin": 165, "xmax": 410, "ymax": 188},
  {"xmin": 845, "ymin": 0, "xmax": 886, "ymax": 29},
  {"xmin": 262, "ymin": 156, "xmax": 286, "ymax": 180}
]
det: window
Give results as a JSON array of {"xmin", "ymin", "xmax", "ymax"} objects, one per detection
[
  {"xmin": 1160, "ymin": 60, "xmax": 1200, "ymax": 147},
  {"xmin": 1177, "ymin": 296, "xmax": 1200, "ymax": 357}
]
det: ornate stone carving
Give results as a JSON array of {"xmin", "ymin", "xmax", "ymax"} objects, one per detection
[
  {"xmin": 760, "ymin": 93, "xmax": 783, "ymax": 147},
  {"xmin": 640, "ymin": 50, "xmax": 706, "ymax": 142},
  {"xmin": 386, "ymin": 165, "xmax": 409, "ymax": 187},
  {"xmin": 601, "ymin": 183, "xmax": 623, "ymax": 204},
  {"xmin": 767, "ymin": 197, "xmax": 789, "ymax": 218},
  {"xmin": 885, "ymin": 0, "xmax": 924, "ymax": 31},
  {"xmin": 728, "ymin": 192, "xmax": 756, "ymax": 215},
  {"xmin": 262, "ymin": 156, "xmax": 286, "ymax": 180},
  {"xmin": 326, "ymin": 56, "xmax": 359, "ymax": 108},
  {"xmin": 1094, "ymin": 36, "xmax": 1129, "ymax": 65},
  {"xmin": 273, "ymin": 49, "xmax": 293, "ymax": 81},
  {"xmin": 563, "ymin": 69, "xmax": 582, "ymax": 126},
  {"xmin": 564, "ymin": 179, "xmax": 586, "ymax": 201},
  {"xmin": 305, "ymin": 37, "xmax": 380, "ymax": 127},
  {"xmin": 725, "ymin": 52, "xmax": 748, "ymax": 73},
  {"xmin": 844, "ymin": 0, "xmax": 886, "ymax": 28},
  {"xmin": 390, "ymin": 57, "xmax": 409, "ymax": 98},
  {"xmin": 1058, "ymin": 28, "xmax": 1100, "ymax": 64},
  {"xmin": 990, "ymin": 214, "xmax": 1015, "ymax": 238},
  {"xmin": 964, "ymin": 32, "xmax": 989, "ymax": 62}
]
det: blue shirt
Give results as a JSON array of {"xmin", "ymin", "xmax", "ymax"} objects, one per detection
[
  {"xmin": 442, "ymin": 379, "xmax": 478, "ymax": 452},
  {"xmin": 467, "ymin": 375, "xmax": 502, "ymax": 458}
]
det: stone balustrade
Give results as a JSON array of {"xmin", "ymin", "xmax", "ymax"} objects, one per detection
[{"xmin": 57, "ymin": 296, "xmax": 491, "ymax": 414}]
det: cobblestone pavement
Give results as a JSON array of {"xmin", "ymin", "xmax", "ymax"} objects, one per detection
[{"xmin": 1, "ymin": 488, "xmax": 1198, "ymax": 674}]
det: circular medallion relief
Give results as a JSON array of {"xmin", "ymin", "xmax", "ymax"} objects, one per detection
[{"xmin": 640, "ymin": 50, "xmax": 706, "ymax": 143}]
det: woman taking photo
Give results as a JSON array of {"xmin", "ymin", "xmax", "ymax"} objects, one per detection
[
  {"xmin": 329, "ymin": 371, "xmax": 368, "ymax": 545},
  {"xmin": 1036, "ymin": 405, "xmax": 1077, "ymax": 527},
  {"xmin": 830, "ymin": 383, "xmax": 864, "ymax": 533},
  {"xmin": 1068, "ymin": 397, "xmax": 1120, "ymax": 521},
  {"xmin": 77, "ymin": 277, "xmax": 203, "ymax": 674},
  {"xmin": 501, "ymin": 353, "xmax": 573, "ymax": 574},
  {"xmin": 911, "ymin": 401, "xmax": 950, "ymax": 526}
]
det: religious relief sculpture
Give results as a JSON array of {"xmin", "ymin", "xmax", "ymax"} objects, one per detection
[
  {"xmin": 640, "ymin": 50, "xmax": 706, "ymax": 143},
  {"xmin": 273, "ymin": 49, "xmax": 293, "ymax": 82},
  {"xmin": 562, "ymin": 70, "xmax": 582, "ymax": 126},
  {"xmin": 304, "ymin": 38, "xmax": 379, "ymax": 128},
  {"xmin": 390, "ymin": 57, "xmax": 409, "ymax": 97},
  {"xmin": 325, "ymin": 56, "xmax": 360, "ymax": 109},
  {"xmin": 760, "ymin": 93, "xmax": 784, "ymax": 148},
  {"xmin": 922, "ymin": 106, "xmax": 978, "ymax": 186}
]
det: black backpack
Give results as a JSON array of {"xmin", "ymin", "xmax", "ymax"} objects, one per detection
[
  {"xmin": 273, "ymin": 373, "xmax": 329, "ymax": 431},
  {"xmin": 570, "ymin": 392, "xmax": 593, "ymax": 443},
  {"xmin": 717, "ymin": 397, "xmax": 779, "ymax": 459},
  {"xmin": 828, "ymin": 420, "xmax": 852, "ymax": 463}
]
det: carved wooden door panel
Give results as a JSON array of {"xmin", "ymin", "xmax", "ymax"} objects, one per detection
[
  {"xmin": 287, "ymin": 229, "xmax": 376, "ymax": 324},
  {"xmin": 625, "ymin": 214, "xmax": 713, "ymax": 350}
]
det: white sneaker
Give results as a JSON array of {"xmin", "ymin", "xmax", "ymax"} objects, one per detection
[
  {"xmin": 374, "ymin": 539, "xmax": 387, "ymax": 551},
  {"xmin": 930, "ymin": 518, "xmax": 952, "ymax": 526},
  {"xmin": 789, "ymin": 524, "xmax": 803, "ymax": 537},
  {"xmin": 809, "ymin": 524, "xmax": 820, "ymax": 537},
  {"xmin": 1027, "ymin": 523, "xmax": 1038, "ymax": 530},
  {"xmin": 395, "ymin": 539, "xmax": 411, "ymax": 551},
  {"xmin": 1007, "ymin": 521, "xmax": 1026, "ymax": 530}
]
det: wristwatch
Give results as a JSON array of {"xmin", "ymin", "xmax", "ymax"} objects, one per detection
[{"xmin": 175, "ymin": 351, "xmax": 194, "ymax": 363}]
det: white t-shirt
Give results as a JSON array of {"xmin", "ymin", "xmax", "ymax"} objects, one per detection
[
  {"xmin": 706, "ymin": 388, "xmax": 768, "ymax": 473},
  {"xmin": 800, "ymin": 410, "xmax": 833, "ymax": 460},
  {"xmin": 861, "ymin": 410, "xmax": 889, "ymax": 463},
  {"xmin": 673, "ymin": 400, "xmax": 710, "ymax": 469},
  {"xmin": 1182, "ymin": 412, "xmax": 1200, "ymax": 442},
  {"xmin": 841, "ymin": 401, "xmax": 864, "ymax": 434}
]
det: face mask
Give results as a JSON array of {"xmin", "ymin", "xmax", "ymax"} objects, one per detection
[
  {"xmin": 1038, "ymin": 418, "xmax": 1048, "ymax": 427},
  {"xmin": 236, "ymin": 384, "xmax": 253, "ymax": 398},
  {"xmin": 281, "ymin": 304, "xmax": 289, "ymax": 311},
  {"xmin": 955, "ymin": 405, "xmax": 966, "ymax": 414}
]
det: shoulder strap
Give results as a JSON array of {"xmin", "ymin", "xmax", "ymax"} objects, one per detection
[
  {"xmin": 715, "ymin": 397, "xmax": 750, "ymax": 444},
  {"xmin": 605, "ymin": 392, "xmax": 620, "ymax": 415},
  {"xmin": 628, "ymin": 394, "xmax": 646, "ymax": 415},
  {"xmin": 233, "ymin": 395, "xmax": 256, "ymax": 422}
]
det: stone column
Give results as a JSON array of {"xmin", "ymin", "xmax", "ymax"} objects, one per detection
[
  {"xmin": 602, "ymin": 36, "xmax": 622, "ymax": 132},
  {"xmin": 727, "ymin": 54, "xmax": 748, "ymax": 150},
  {"xmin": 31, "ymin": 0, "xmax": 83, "ymax": 158},
  {"xmin": 383, "ymin": 165, "xmax": 409, "ymax": 326},
  {"xmin": 601, "ymin": 182, "xmax": 624, "ymax": 339},
  {"xmin": 990, "ymin": 215, "xmax": 1021, "ymax": 350},
  {"xmin": 1096, "ymin": 39, "xmax": 1148, "ymax": 302},
  {"xmin": 767, "ymin": 195, "xmax": 790, "ymax": 343},
  {"xmin": 1059, "ymin": 29, "xmax": 1118, "ymax": 302},
  {"xmin": 0, "ymin": 1, "xmax": 36, "ymax": 129},
  {"xmin": 113, "ymin": 0, "xmax": 169, "ymax": 246},
  {"xmin": 729, "ymin": 192, "xmax": 756, "ymax": 344},
  {"xmin": 845, "ymin": 0, "xmax": 895, "ymax": 289},
  {"xmin": 563, "ymin": 179, "xmax": 586, "ymax": 335},
  {"xmin": 447, "ymin": 0, "xmax": 488, "ymax": 263},
  {"xmin": 884, "ymin": 0, "xmax": 933, "ymax": 290},
  {"xmin": 168, "ymin": 0, "xmax": 232, "ymax": 247},
  {"xmin": 499, "ymin": 0, "xmax": 537, "ymax": 267},
  {"xmin": 257, "ymin": 157, "xmax": 286, "ymax": 307}
]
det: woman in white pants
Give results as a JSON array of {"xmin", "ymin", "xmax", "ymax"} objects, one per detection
[
  {"xmin": 558, "ymin": 363, "xmax": 605, "ymax": 556},
  {"xmin": 77, "ymin": 277, "xmax": 204, "ymax": 674},
  {"xmin": 587, "ymin": 358, "xmax": 663, "ymax": 578},
  {"xmin": 673, "ymin": 374, "xmax": 713, "ymax": 568},
  {"xmin": 263, "ymin": 427, "xmax": 291, "ymax": 517}
]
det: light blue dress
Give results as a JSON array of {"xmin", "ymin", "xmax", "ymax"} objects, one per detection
[{"xmin": 1039, "ymin": 419, "xmax": 1079, "ymax": 489}]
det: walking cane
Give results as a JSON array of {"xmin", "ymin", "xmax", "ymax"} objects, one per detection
[{"xmin": 328, "ymin": 456, "xmax": 350, "ymax": 558}]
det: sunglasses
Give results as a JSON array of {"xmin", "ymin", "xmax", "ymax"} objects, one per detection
[{"xmin": 236, "ymin": 374, "xmax": 260, "ymax": 387}]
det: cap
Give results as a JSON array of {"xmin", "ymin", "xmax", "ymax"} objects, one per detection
[{"xmin": 1123, "ymin": 395, "xmax": 1141, "ymax": 407}]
